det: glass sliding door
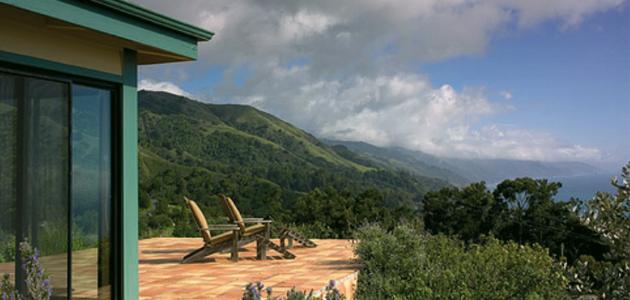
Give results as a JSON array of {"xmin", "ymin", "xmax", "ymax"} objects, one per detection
[
  {"xmin": 0, "ymin": 73, "xmax": 18, "ymax": 276},
  {"xmin": 71, "ymin": 85, "xmax": 112, "ymax": 300},
  {"xmin": 0, "ymin": 72, "xmax": 70, "ymax": 298},
  {"xmin": 0, "ymin": 71, "xmax": 113, "ymax": 300}
]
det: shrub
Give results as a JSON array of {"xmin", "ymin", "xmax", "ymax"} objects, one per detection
[{"xmin": 354, "ymin": 223, "xmax": 569, "ymax": 300}]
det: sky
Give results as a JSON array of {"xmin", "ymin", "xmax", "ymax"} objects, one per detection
[{"xmin": 135, "ymin": 0, "xmax": 630, "ymax": 170}]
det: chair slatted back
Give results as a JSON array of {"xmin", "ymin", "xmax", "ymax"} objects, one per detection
[
  {"xmin": 219, "ymin": 194, "xmax": 246, "ymax": 231},
  {"xmin": 184, "ymin": 197, "xmax": 212, "ymax": 243},
  {"xmin": 218, "ymin": 194, "xmax": 235, "ymax": 223}
]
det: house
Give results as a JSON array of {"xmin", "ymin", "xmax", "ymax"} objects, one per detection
[{"xmin": 0, "ymin": 0, "xmax": 212, "ymax": 299}]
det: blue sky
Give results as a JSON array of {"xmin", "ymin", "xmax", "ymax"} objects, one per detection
[
  {"xmin": 136, "ymin": 0, "xmax": 629, "ymax": 170},
  {"xmin": 422, "ymin": 9, "xmax": 629, "ymax": 163}
]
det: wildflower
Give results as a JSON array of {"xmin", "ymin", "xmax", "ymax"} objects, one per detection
[{"xmin": 2, "ymin": 240, "xmax": 52, "ymax": 300}]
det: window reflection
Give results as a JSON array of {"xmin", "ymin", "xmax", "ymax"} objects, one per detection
[
  {"xmin": 72, "ymin": 85, "xmax": 112, "ymax": 300},
  {"xmin": 0, "ymin": 73, "xmax": 112, "ymax": 300},
  {"xmin": 0, "ymin": 73, "xmax": 70, "ymax": 299}
]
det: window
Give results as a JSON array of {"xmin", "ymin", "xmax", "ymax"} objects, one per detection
[{"xmin": 0, "ymin": 71, "xmax": 114, "ymax": 300}]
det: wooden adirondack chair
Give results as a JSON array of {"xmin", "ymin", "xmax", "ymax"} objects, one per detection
[
  {"xmin": 217, "ymin": 194, "xmax": 295, "ymax": 260},
  {"xmin": 279, "ymin": 227, "xmax": 318, "ymax": 250},
  {"xmin": 182, "ymin": 196, "xmax": 246, "ymax": 263}
]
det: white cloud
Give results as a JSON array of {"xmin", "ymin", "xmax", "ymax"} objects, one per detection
[
  {"xmin": 138, "ymin": 79, "xmax": 192, "ymax": 98},
  {"xmin": 216, "ymin": 68, "xmax": 602, "ymax": 161},
  {"xmin": 500, "ymin": 91, "xmax": 513, "ymax": 99},
  {"xmin": 278, "ymin": 10, "xmax": 338, "ymax": 43},
  {"xmin": 133, "ymin": 0, "xmax": 624, "ymax": 162}
]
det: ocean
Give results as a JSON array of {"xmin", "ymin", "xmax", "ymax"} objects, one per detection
[
  {"xmin": 486, "ymin": 172, "xmax": 621, "ymax": 202},
  {"xmin": 539, "ymin": 172, "xmax": 620, "ymax": 202}
]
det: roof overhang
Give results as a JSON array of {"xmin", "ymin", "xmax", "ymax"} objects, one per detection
[{"xmin": 0, "ymin": 0, "xmax": 214, "ymax": 65}]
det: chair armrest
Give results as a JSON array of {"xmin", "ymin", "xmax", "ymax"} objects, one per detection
[
  {"xmin": 199, "ymin": 224, "xmax": 240, "ymax": 231},
  {"xmin": 236, "ymin": 219, "xmax": 272, "ymax": 224},
  {"xmin": 242, "ymin": 218, "xmax": 263, "ymax": 222}
]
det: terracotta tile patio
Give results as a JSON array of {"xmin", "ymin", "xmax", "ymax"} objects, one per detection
[
  {"xmin": 0, "ymin": 238, "xmax": 360, "ymax": 299},
  {"xmin": 138, "ymin": 238, "xmax": 361, "ymax": 300}
]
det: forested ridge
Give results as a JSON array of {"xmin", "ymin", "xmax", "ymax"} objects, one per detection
[{"xmin": 137, "ymin": 90, "xmax": 448, "ymax": 238}]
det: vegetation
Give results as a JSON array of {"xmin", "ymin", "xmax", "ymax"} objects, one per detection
[
  {"xmin": 355, "ymin": 223, "xmax": 569, "ymax": 300},
  {"xmin": 353, "ymin": 163, "xmax": 629, "ymax": 299},
  {"xmin": 423, "ymin": 177, "xmax": 607, "ymax": 262},
  {"xmin": 563, "ymin": 164, "xmax": 630, "ymax": 299},
  {"xmin": 0, "ymin": 240, "xmax": 52, "ymax": 300},
  {"xmin": 241, "ymin": 280, "xmax": 345, "ymax": 300}
]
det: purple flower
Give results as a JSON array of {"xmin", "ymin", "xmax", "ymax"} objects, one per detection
[{"xmin": 328, "ymin": 280, "xmax": 336, "ymax": 288}]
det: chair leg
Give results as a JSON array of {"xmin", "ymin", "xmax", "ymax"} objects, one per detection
[
  {"xmin": 182, "ymin": 246, "xmax": 212, "ymax": 264},
  {"xmin": 257, "ymin": 236, "xmax": 296, "ymax": 259},
  {"xmin": 280, "ymin": 227, "xmax": 317, "ymax": 248},
  {"xmin": 256, "ymin": 224, "xmax": 271, "ymax": 260},
  {"xmin": 232, "ymin": 230, "xmax": 239, "ymax": 262},
  {"xmin": 280, "ymin": 230, "xmax": 288, "ymax": 250},
  {"xmin": 256, "ymin": 236, "xmax": 267, "ymax": 260}
]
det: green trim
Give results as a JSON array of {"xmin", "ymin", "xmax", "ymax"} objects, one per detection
[
  {"xmin": 121, "ymin": 48, "xmax": 139, "ymax": 300},
  {"xmin": 91, "ymin": 0, "xmax": 214, "ymax": 41},
  {"xmin": 0, "ymin": 50, "xmax": 123, "ymax": 83},
  {"xmin": 1, "ymin": 0, "xmax": 205, "ymax": 60}
]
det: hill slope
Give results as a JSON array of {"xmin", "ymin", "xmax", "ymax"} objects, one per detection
[
  {"xmin": 323, "ymin": 139, "xmax": 600, "ymax": 185},
  {"xmin": 323, "ymin": 140, "xmax": 469, "ymax": 187},
  {"xmin": 137, "ymin": 91, "xmax": 451, "ymax": 225}
]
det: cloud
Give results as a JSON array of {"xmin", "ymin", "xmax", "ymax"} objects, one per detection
[
  {"xmin": 133, "ymin": 0, "xmax": 623, "ymax": 162},
  {"xmin": 500, "ymin": 91, "xmax": 513, "ymax": 99},
  {"xmin": 217, "ymin": 67, "xmax": 601, "ymax": 161},
  {"xmin": 138, "ymin": 79, "xmax": 192, "ymax": 98}
]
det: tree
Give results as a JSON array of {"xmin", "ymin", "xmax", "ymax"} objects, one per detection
[
  {"xmin": 423, "ymin": 182, "xmax": 501, "ymax": 241},
  {"xmin": 493, "ymin": 177, "xmax": 562, "ymax": 245},
  {"xmin": 566, "ymin": 162, "xmax": 630, "ymax": 299},
  {"xmin": 571, "ymin": 162, "xmax": 629, "ymax": 259}
]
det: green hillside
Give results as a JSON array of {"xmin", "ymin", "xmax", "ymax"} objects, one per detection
[
  {"xmin": 324, "ymin": 140, "xmax": 470, "ymax": 187},
  {"xmin": 324, "ymin": 140, "xmax": 600, "ymax": 186},
  {"xmin": 137, "ymin": 91, "xmax": 450, "ymax": 238}
]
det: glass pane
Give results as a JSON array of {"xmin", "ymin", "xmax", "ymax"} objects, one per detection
[
  {"xmin": 0, "ymin": 72, "xmax": 70, "ymax": 299},
  {"xmin": 0, "ymin": 73, "xmax": 114, "ymax": 300},
  {"xmin": 72, "ymin": 85, "xmax": 111, "ymax": 300},
  {"xmin": 24, "ymin": 77, "xmax": 70, "ymax": 298},
  {"xmin": 0, "ymin": 73, "xmax": 17, "ymax": 280}
]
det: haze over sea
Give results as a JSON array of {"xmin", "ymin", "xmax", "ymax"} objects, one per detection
[
  {"xmin": 541, "ymin": 172, "xmax": 620, "ymax": 203},
  {"xmin": 486, "ymin": 171, "xmax": 621, "ymax": 203}
]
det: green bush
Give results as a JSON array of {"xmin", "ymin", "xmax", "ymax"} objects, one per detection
[
  {"xmin": 354, "ymin": 223, "xmax": 569, "ymax": 300},
  {"xmin": 565, "ymin": 162, "xmax": 630, "ymax": 299}
]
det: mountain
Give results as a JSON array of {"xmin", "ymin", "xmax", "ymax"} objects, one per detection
[
  {"xmin": 396, "ymin": 148, "xmax": 600, "ymax": 184},
  {"xmin": 325, "ymin": 140, "xmax": 601, "ymax": 185},
  {"xmin": 137, "ymin": 91, "xmax": 451, "ymax": 224},
  {"xmin": 322, "ymin": 140, "xmax": 470, "ymax": 187}
]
